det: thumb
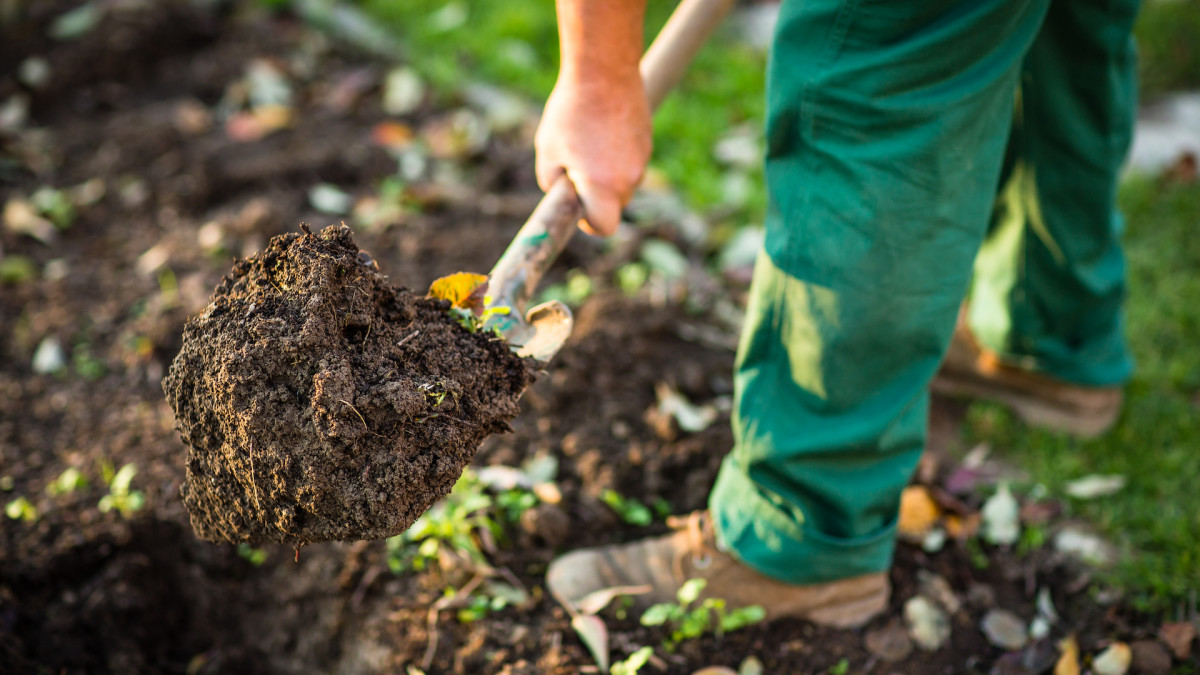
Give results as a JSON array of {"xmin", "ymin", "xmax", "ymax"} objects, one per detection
[{"xmin": 570, "ymin": 173, "xmax": 623, "ymax": 237}]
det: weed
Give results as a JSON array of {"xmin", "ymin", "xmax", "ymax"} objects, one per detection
[
  {"xmin": 828, "ymin": 658, "xmax": 850, "ymax": 675},
  {"xmin": 98, "ymin": 462, "xmax": 145, "ymax": 518},
  {"xmin": 45, "ymin": 467, "xmax": 88, "ymax": 496},
  {"xmin": 385, "ymin": 470, "xmax": 496, "ymax": 574},
  {"xmin": 31, "ymin": 187, "xmax": 76, "ymax": 229},
  {"xmin": 5, "ymin": 496, "xmax": 39, "ymax": 523},
  {"xmin": 639, "ymin": 578, "xmax": 765, "ymax": 650},
  {"xmin": 238, "ymin": 543, "xmax": 268, "ymax": 566},
  {"xmin": 495, "ymin": 488, "xmax": 537, "ymax": 522},
  {"xmin": 450, "ymin": 305, "xmax": 510, "ymax": 335},
  {"xmin": 601, "ymin": 489, "xmax": 652, "ymax": 527},
  {"xmin": 72, "ymin": 343, "xmax": 106, "ymax": 381},
  {"xmin": 1016, "ymin": 523, "xmax": 1047, "ymax": 557},
  {"xmin": 611, "ymin": 646, "xmax": 654, "ymax": 675}
]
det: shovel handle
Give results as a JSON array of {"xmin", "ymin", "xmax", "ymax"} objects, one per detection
[{"xmin": 487, "ymin": 0, "xmax": 737, "ymax": 319}]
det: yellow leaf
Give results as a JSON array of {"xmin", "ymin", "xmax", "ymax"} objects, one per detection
[
  {"xmin": 427, "ymin": 272, "xmax": 488, "ymax": 310},
  {"xmin": 898, "ymin": 485, "xmax": 941, "ymax": 540},
  {"xmin": 1055, "ymin": 635, "xmax": 1080, "ymax": 675}
]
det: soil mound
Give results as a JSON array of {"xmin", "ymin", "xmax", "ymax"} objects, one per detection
[{"xmin": 163, "ymin": 225, "xmax": 538, "ymax": 545}]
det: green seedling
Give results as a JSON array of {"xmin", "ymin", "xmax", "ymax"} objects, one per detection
[
  {"xmin": 386, "ymin": 470, "xmax": 497, "ymax": 574},
  {"xmin": 31, "ymin": 187, "xmax": 76, "ymax": 229},
  {"xmin": 238, "ymin": 543, "xmax": 268, "ymax": 566},
  {"xmin": 72, "ymin": 343, "xmax": 106, "ymax": 381},
  {"xmin": 5, "ymin": 496, "xmax": 39, "ymax": 523},
  {"xmin": 640, "ymin": 578, "xmax": 766, "ymax": 650},
  {"xmin": 601, "ymin": 489, "xmax": 652, "ymax": 527},
  {"xmin": 45, "ymin": 467, "xmax": 88, "ymax": 496},
  {"xmin": 452, "ymin": 581, "xmax": 528, "ymax": 624},
  {"xmin": 495, "ymin": 487, "xmax": 537, "ymax": 522},
  {"xmin": 611, "ymin": 646, "xmax": 654, "ymax": 675},
  {"xmin": 98, "ymin": 462, "xmax": 145, "ymax": 518},
  {"xmin": 828, "ymin": 658, "xmax": 850, "ymax": 675},
  {"xmin": 449, "ymin": 305, "xmax": 510, "ymax": 336}
]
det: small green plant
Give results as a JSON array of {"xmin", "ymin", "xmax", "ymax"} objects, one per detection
[
  {"xmin": 385, "ymin": 470, "xmax": 496, "ymax": 574},
  {"xmin": 238, "ymin": 543, "xmax": 268, "ymax": 566},
  {"xmin": 450, "ymin": 305, "xmax": 510, "ymax": 335},
  {"xmin": 1017, "ymin": 522, "xmax": 1047, "ymax": 557},
  {"xmin": 5, "ymin": 496, "xmax": 39, "ymax": 523},
  {"xmin": 45, "ymin": 467, "xmax": 88, "ymax": 496},
  {"xmin": 98, "ymin": 462, "xmax": 145, "ymax": 518},
  {"xmin": 495, "ymin": 487, "xmax": 537, "ymax": 522},
  {"xmin": 828, "ymin": 658, "xmax": 850, "ymax": 675},
  {"xmin": 72, "ymin": 342, "xmax": 106, "ymax": 381},
  {"xmin": 639, "ymin": 578, "xmax": 766, "ymax": 650},
  {"xmin": 601, "ymin": 489, "xmax": 652, "ymax": 527},
  {"xmin": 452, "ymin": 581, "xmax": 528, "ymax": 623},
  {"xmin": 611, "ymin": 646, "xmax": 654, "ymax": 675}
]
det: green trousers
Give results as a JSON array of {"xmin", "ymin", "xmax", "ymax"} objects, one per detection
[{"xmin": 710, "ymin": 0, "xmax": 1139, "ymax": 584}]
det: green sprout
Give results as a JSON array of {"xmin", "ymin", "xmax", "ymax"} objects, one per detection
[
  {"xmin": 450, "ymin": 305, "xmax": 511, "ymax": 335},
  {"xmin": 601, "ymin": 489, "xmax": 653, "ymax": 527},
  {"xmin": 98, "ymin": 462, "xmax": 145, "ymax": 518},
  {"xmin": 611, "ymin": 646, "xmax": 654, "ymax": 675},
  {"xmin": 385, "ymin": 470, "xmax": 496, "ymax": 574},
  {"xmin": 238, "ymin": 543, "xmax": 268, "ymax": 566},
  {"xmin": 828, "ymin": 658, "xmax": 850, "ymax": 675},
  {"xmin": 640, "ymin": 578, "xmax": 766, "ymax": 650},
  {"xmin": 45, "ymin": 467, "xmax": 88, "ymax": 496},
  {"xmin": 5, "ymin": 496, "xmax": 39, "ymax": 523}
]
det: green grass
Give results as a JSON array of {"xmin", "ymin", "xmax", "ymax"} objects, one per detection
[{"xmin": 964, "ymin": 178, "xmax": 1200, "ymax": 611}]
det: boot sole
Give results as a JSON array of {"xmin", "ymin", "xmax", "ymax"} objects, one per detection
[{"xmin": 931, "ymin": 371, "xmax": 1120, "ymax": 439}]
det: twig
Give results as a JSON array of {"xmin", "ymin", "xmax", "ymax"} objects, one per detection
[
  {"xmin": 338, "ymin": 399, "xmax": 386, "ymax": 438},
  {"xmin": 397, "ymin": 330, "xmax": 420, "ymax": 348}
]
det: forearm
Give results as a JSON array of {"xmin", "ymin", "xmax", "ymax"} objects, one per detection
[{"xmin": 554, "ymin": 0, "xmax": 648, "ymax": 85}]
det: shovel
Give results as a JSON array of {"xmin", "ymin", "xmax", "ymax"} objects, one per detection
[{"xmin": 484, "ymin": 0, "xmax": 738, "ymax": 361}]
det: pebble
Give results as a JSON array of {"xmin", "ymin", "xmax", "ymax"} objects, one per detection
[
  {"xmin": 981, "ymin": 609, "xmax": 1028, "ymax": 651},
  {"xmin": 865, "ymin": 619, "xmax": 913, "ymax": 662},
  {"xmin": 904, "ymin": 596, "xmax": 950, "ymax": 651}
]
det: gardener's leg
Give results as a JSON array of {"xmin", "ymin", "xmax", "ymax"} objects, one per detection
[
  {"xmin": 938, "ymin": 0, "xmax": 1140, "ymax": 434},
  {"xmin": 550, "ymin": 0, "xmax": 1051, "ymax": 623}
]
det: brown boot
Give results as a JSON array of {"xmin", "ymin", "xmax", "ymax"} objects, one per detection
[
  {"xmin": 932, "ymin": 318, "xmax": 1122, "ymax": 438},
  {"xmin": 545, "ymin": 511, "xmax": 889, "ymax": 629}
]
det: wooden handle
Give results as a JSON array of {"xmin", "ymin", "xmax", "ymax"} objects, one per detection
[{"xmin": 487, "ymin": 0, "xmax": 736, "ymax": 320}]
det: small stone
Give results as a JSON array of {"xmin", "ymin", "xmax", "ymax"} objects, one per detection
[
  {"xmin": 1128, "ymin": 640, "xmax": 1171, "ymax": 675},
  {"xmin": 1092, "ymin": 642, "xmax": 1132, "ymax": 675},
  {"xmin": 865, "ymin": 619, "xmax": 913, "ymax": 662},
  {"xmin": 918, "ymin": 570, "xmax": 961, "ymax": 614},
  {"xmin": 32, "ymin": 337, "xmax": 66, "ymax": 374},
  {"xmin": 981, "ymin": 609, "xmax": 1029, "ymax": 651}
]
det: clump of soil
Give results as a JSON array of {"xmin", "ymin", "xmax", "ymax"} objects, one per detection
[{"xmin": 163, "ymin": 224, "xmax": 538, "ymax": 545}]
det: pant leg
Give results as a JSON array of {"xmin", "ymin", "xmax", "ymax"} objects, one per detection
[
  {"xmin": 709, "ymin": 0, "xmax": 1051, "ymax": 585},
  {"xmin": 967, "ymin": 0, "xmax": 1140, "ymax": 387}
]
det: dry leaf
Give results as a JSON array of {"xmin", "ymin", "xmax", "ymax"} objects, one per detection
[
  {"xmin": 904, "ymin": 596, "xmax": 951, "ymax": 651},
  {"xmin": 899, "ymin": 486, "xmax": 941, "ymax": 539},
  {"xmin": 981, "ymin": 483, "xmax": 1020, "ymax": 546},
  {"xmin": 575, "ymin": 585, "xmax": 652, "ymax": 616},
  {"xmin": 427, "ymin": 272, "xmax": 488, "ymax": 310},
  {"xmin": 1092, "ymin": 642, "xmax": 1131, "ymax": 675},
  {"xmin": 1055, "ymin": 635, "xmax": 1080, "ymax": 675},
  {"xmin": 1159, "ymin": 621, "xmax": 1195, "ymax": 659},
  {"xmin": 571, "ymin": 614, "xmax": 609, "ymax": 673},
  {"xmin": 1064, "ymin": 474, "xmax": 1126, "ymax": 500},
  {"xmin": 981, "ymin": 609, "xmax": 1028, "ymax": 651},
  {"xmin": 372, "ymin": 121, "xmax": 415, "ymax": 151}
]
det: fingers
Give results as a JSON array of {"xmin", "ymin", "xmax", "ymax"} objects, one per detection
[
  {"xmin": 535, "ymin": 152, "xmax": 566, "ymax": 194},
  {"xmin": 569, "ymin": 173, "xmax": 623, "ymax": 237}
]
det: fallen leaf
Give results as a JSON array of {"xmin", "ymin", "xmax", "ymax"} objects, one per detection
[
  {"xmin": 864, "ymin": 618, "xmax": 913, "ymax": 662},
  {"xmin": 308, "ymin": 184, "xmax": 353, "ymax": 215},
  {"xmin": 1159, "ymin": 621, "xmax": 1195, "ymax": 659},
  {"xmin": 372, "ymin": 121, "xmax": 415, "ymax": 151},
  {"xmin": 1054, "ymin": 526, "xmax": 1115, "ymax": 566},
  {"xmin": 4, "ymin": 198, "xmax": 56, "ymax": 244},
  {"xmin": 1055, "ymin": 635, "xmax": 1080, "ymax": 675},
  {"xmin": 1064, "ymin": 474, "xmax": 1126, "ymax": 500},
  {"xmin": 640, "ymin": 239, "xmax": 689, "ymax": 280},
  {"xmin": 655, "ymin": 382, "xmax": 719, "ymax": 433},
  {"xmin": 575, "ymin": 585, "xmax": 653, "ymax": 616},
  {"xmin": 571, "ymin": 614, "xmax": 609, "ymax": 673},
  {"xmin": 917, "ymin": 570, "xmax": 961, "ymax": 614},
  {"xmin": 1092, "ymin": 642, "xmax": 1131, "ymax": 675},
  {"xmin": 1129, "ymin": 640, "xmax": 1171, "ymax": 675},
  {"xmin": 904, "ymin": 596, "xmax": 951, "ymax": 651},
  {"xmin": 981, "ymin": 483, "xmax": 1021, "ymax": 546},
  {"xmin": 225, "ymin": 104, "xmax": 292, "ymax": 142},
  {"xmin": 1035, "ymin": 588, "xmax": 1060, "ymax": 624},
  {"xmin": 944, "ymin": 513, "xmax": 981, "ymax": 539},
  {"xmin": 981, "ymin": 609, "xmax": 1029, "ymax": 651},
  {"xmin": 899, "ymin": 486, "xmax": 941, "ymax": 539},
  {"xmin": 49, "ymin": 2, "xmax": 102, "ymax": 41},
  {"xmin": 383, "ymin": 67, "xmax": 425, "ymax": 116},
  {"xmin": 738, "ymin": 655, "xmax": 764, "ymax": 675},
  {"xmin": 427, "ymin": 272, "xmax": 488, "ymax": 310},
  {"xmin": 422, "ymin": 109, "xmax": 489, "ymax": 159}
]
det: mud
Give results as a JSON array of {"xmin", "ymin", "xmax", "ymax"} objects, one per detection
[{"xmin": 163, "ymin": 225, "xmax": 538, "ymax": 544}]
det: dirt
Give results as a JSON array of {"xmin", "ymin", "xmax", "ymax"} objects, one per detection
[
  {"xmin": 1, "ymin": 2, "xmax": 1193, "ymax": 674},
  {"xmin": 164, "ymin": 224, "xmax": 537, "ymax": 544}
]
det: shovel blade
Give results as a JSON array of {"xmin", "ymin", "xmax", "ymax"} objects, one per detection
[{"xmin": 515, "ymin": 300, "xmax": 573, "ymax": 362}]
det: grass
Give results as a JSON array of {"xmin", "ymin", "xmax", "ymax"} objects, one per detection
[
  {"xmin": 353, "ymin": 0, "xmax": 1200, "ymax": 610},
  {"xmin": 964, "ymin": 177, "xmax": 1200, "ymax": 611}
]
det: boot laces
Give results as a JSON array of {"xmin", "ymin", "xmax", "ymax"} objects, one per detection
[{"xmin": 666, "ymin": 511, "xmax": 716, "ymax": 578}]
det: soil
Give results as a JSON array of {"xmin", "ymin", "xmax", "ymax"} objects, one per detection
[
  {"xmin": 1, "ymin": 2, "xmax": 1193, "ymax": 674},
  {"xmin": 164, "ymin": 224, "xmax": 537, "ymax": 545}
]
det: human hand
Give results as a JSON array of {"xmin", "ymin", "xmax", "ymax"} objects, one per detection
[{"xmin": 534, "ymin": 73, "xmax": 651, "ymax": 237}]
